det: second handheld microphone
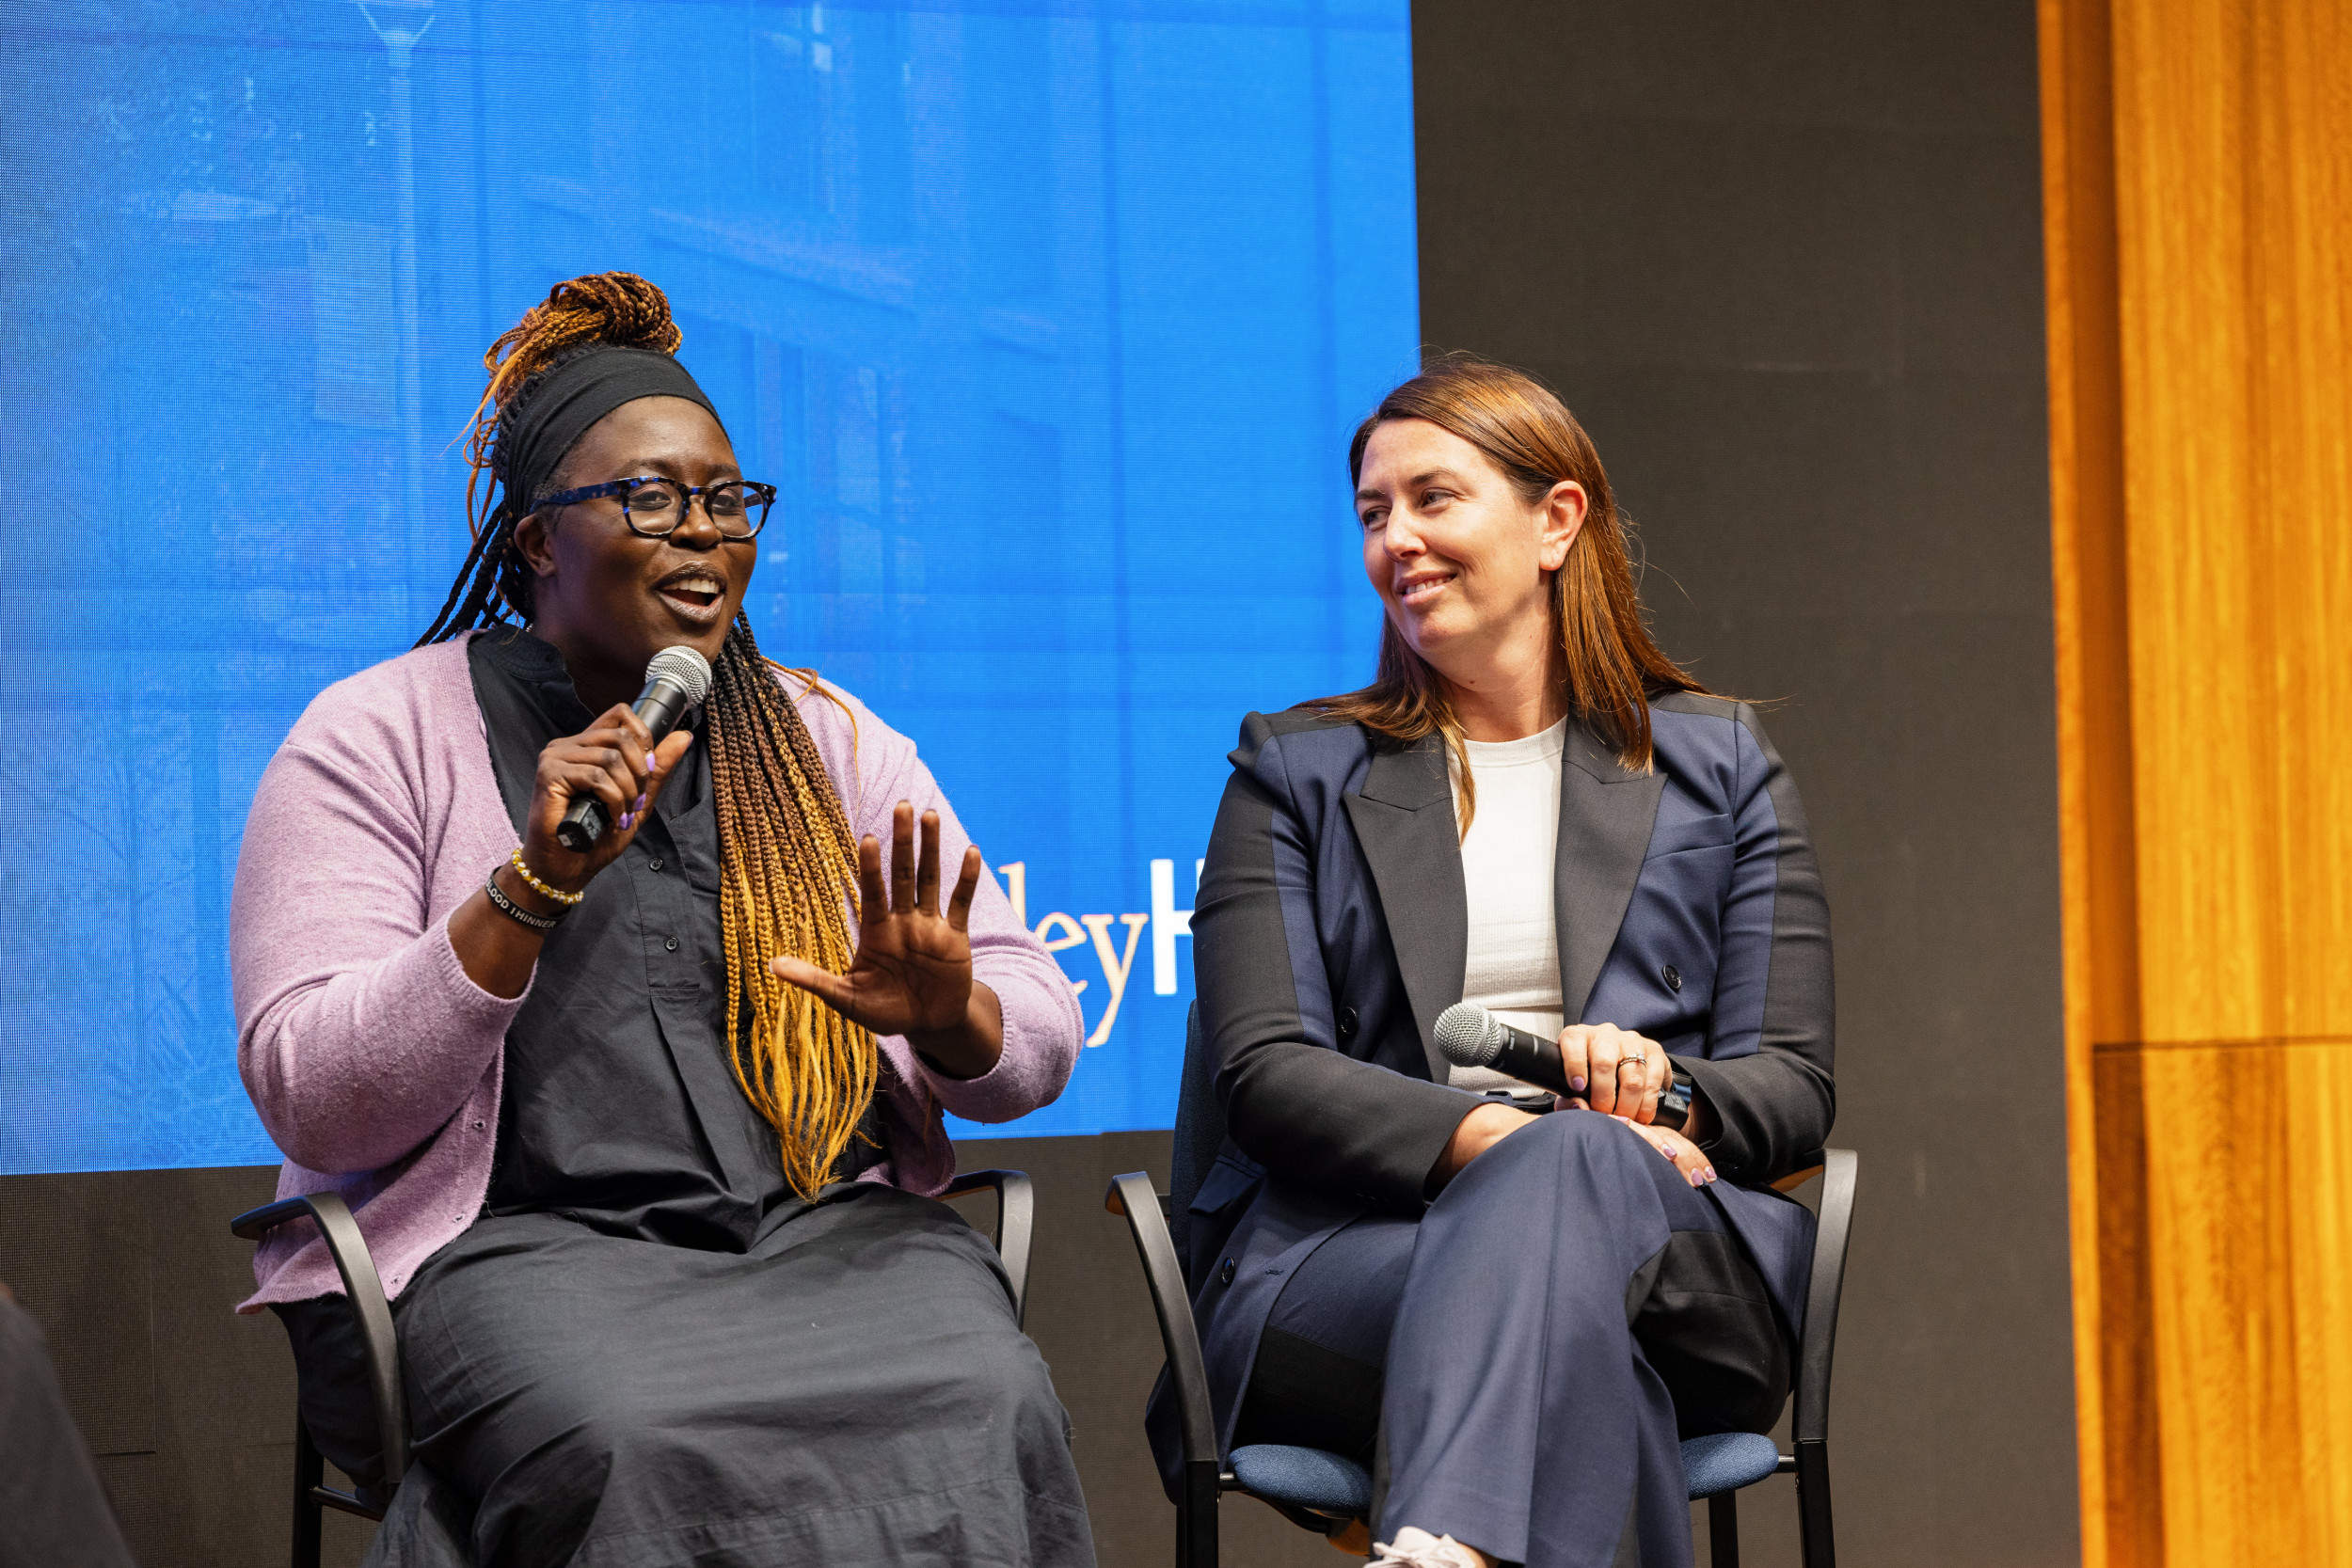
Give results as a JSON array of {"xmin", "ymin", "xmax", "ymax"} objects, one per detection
[
  {"xmin": 1434, "ymin": 1001, "xmax": 1692, "ymax": 1131},
  {"xmin": 555, "ymin": 644, "xmax": 714, "ymax": 852}
]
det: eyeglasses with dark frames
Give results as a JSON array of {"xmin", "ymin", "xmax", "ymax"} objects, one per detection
[{"xmin": 533, "ymin": 475, "xmax": 778, "ymax": 540}]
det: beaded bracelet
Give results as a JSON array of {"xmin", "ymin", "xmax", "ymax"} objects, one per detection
[
  {"xmin": 508, "ymin": 847, "xmax": 585, "ymax": 907},
  {"xmin": 484, "ymin": 872, "xmax": 561, "ymax": 932}
]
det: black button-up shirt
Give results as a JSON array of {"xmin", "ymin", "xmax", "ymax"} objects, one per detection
[{"xmin": 469, "ymin": 629, "xmax": 882, "ymax": 1251}]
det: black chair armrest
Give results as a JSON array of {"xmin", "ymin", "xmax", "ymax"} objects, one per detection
[
  {"xmin": 230, "ymin": 1194, "xmax": 410, "ymax": 1487},
  {"xmin": 1792, "ymin": 1148, "xmax": 1857, "ymax": 1445},
  {"xmin": 942, "ymin": 1169, "xmax": 1035, "ymax": 1329},
  {"xmin": 1107, "ymin": 1172, "xmax": 1223, "ymax": 1562},
  {"xmin": 1780, "ymin": 1148, "xmax": 1856, "ymax": 1568},
  {"xmin": 1104, "ymin": 1173, "xmax": 1216, "ymax": 1466}
]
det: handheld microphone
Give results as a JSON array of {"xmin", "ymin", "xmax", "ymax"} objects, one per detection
[
  {"xmin": 1434, "ymin": 1001, "xmax": 1692, "ymax": 1131},
  {"xmin": 554, "ymin": 645, "xmax": 713, "ymax": 852}
]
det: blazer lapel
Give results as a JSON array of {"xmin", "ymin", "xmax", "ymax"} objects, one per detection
[
  {"xmin": 1342, "ymin": 734, "xmax": 1465, "ymax": 1084},
  {"xmin": 1557, "ymin": 722, "xmax": 1668, "ymax": 1022}
]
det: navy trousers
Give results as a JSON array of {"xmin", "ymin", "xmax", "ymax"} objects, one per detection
[{"xmin": 1233, "ymin": 1111, "xmax": 1794, "ymax": 1568}]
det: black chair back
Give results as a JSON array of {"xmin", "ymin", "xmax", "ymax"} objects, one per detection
[{"xmin": 1166, "ymin": 1003, "xmax": 1227, "ymax": 1277}]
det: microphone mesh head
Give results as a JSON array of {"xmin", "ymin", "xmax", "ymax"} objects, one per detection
[
  {"xmin": 1435, "ymin": 1002, "xmax": 1503, "ymax": 1068},
  {"xmin": 645, "ymin": 644, "xmax": 714, "ymax": 705}
]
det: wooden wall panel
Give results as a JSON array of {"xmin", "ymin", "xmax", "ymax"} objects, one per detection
[{"xmin": 2041, "ymin": 0, "xmax": 2352, "ymax": 1562}]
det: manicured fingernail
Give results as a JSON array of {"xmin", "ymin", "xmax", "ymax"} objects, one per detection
[
  {"xmin": 1660, "ymin": 1143, "xmax": 1677, "ymax": 1159},
  {"xmin": 1689, "ymin": 1170, "xmax": 1705, "ymax": 1186},
  {"xmin": 645, "ymin": 752, "xmax": 659, "ymax": 772},
  {"xmin": 1569, "ymin": 1075, "xmax": 1587, "ymax": 1091},
  {"xmin": 635, "ymin": 793, "xmax": 647, "ymax": 811},
  {"xmin": 620, "ymin": 811, "xmax": 634, "ymax": 830},
  {"xmin": 1705, "ymin": 1168, "xmax": 1718, "ymax": 1182}
]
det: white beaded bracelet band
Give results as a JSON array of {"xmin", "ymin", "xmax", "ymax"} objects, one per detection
[{"xmin": 507, "ymin": 847, "xmax": 584, "ymax": 907}]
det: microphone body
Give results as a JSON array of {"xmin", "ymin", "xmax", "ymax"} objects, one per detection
[
  {"xmin": 554, "ymin": 646, "xmax": 714, "ymax": 852},
  {"xmin": 1434, "ymin": 1001, "xmax": 1692, "ymax": 1132}
]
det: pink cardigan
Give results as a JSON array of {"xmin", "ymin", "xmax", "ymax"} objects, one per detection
[{"xmin": 230, "ymin": 636, "xmax": 1083, "ymax": 1311}]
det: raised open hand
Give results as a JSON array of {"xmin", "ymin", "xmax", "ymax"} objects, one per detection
[{"xmin": 770, "ymin": 801, "xmax": 1004, "ymax": 1077}]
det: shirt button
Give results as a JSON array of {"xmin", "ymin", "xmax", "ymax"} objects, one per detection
[
  {"xmin": 1219, "ymin": 1258, "xmax": 1237, "ymax": 1286},
  {"xmin": 649, "ymin": 858, "xmax": 664, "ymax": 871},
  {"xmin": 1662, "ymin": 964, "xmax": 1683, "ymax": 992},
  {"xmin": 665, "ymin": 937, "xmax": 680, "ymax": 953},
  {"xmin": 1336, "ymin": 1006, "xmax": 1359, "ymax": 1040}
]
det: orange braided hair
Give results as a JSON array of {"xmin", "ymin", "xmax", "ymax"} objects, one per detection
[{"xmin": 707, "ymin": 638, "xmax": 876, "ymax": 1197}]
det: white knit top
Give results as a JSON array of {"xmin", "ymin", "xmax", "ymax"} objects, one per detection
[{"xmin": 1449, "ymin": 720, "xmax": 1566, "ymax": 1097}]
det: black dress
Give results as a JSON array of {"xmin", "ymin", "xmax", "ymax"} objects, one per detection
[{"xmin": 280, "ymin": 630, "xmax": 1093, "ymax": 1568}]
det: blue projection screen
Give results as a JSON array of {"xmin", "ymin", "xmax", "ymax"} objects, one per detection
[{"xmin": 0, "ymin": 1, "xmax": 1417, "ymax": 1174}]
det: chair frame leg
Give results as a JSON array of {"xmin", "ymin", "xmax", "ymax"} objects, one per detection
[
  {"xmin": 1176, "ymin": 1458, "xmax": 1219, "ymax": 1568},
  {"xmin": 1706, "ymin": 1488, "xmax": 1740, "ymax": 1568},
  {"xmin": 291, "ymin": 1412, "xmax": 326, "ymax": 1568},
  {"xmin": 1793, "ymin": 1439, "xmax": 1835, "ymax": 1568}
]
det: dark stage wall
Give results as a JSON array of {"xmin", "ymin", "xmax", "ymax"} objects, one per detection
[
  {"xmin": 1409, "ymin": 1, "xmax": 2076, "ymax": 1564},
  {"xmin": 0, "ymin": 2, "xmax": 2075, "ymax": 1564}
]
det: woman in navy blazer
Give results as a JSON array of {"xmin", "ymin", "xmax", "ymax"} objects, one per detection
[{"xmin": 1168, "ymin": 358, "xmax": 1834, "ymax": 1568}]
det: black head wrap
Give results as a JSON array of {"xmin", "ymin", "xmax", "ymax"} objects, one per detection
[{"xmin": 500, "ymin": 345, "xmax": 724, "ymax": 515}]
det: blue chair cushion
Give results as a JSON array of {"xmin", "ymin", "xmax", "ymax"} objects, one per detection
[
  {"xmin": 1681, "ymin": 1432, "xmax": 1782, "ymax": 1498},
  {"xmin": 1232, "ymin": 1432, "xmax": 1774, "ymax": 1516},
  {"xmin": 1229, "ymin": 1445, "xmax": 1374, "ymax": 1516}
]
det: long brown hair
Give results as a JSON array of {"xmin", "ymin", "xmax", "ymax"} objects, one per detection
[
  {"xmin": 422, "ymin": 272, "xmax": 874, "ymax": 1202},
  {"xmin": 1313, "ymin": 355, "xmax": 1708, "ymax": 817}
]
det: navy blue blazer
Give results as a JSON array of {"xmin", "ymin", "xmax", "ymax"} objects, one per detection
[{"xmin": 1177, "ymin": 692, "xmax": 1836, "ymax": 1462}]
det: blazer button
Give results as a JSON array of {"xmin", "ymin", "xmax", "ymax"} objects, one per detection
[
  {"xmin": 1662, "ymin": 964, "xmax": 1682, "ymax": 992},
  {"xmin": 1219, "ymin": 1258, "xmax": 1237, "ymax": 1287},
  {"xmin": 1336, "ymin": 1006, "xmax": 1359, "ymax": 1040}
]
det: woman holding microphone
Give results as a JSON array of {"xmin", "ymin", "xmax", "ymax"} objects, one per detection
[
  {"xmin": 231, "ymin": 274, "xmax": 1092, "ymax": 1567},
  {"xmin": 1170, "ymin": 356, "xmax": 1835, "ymax": 1567}
]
